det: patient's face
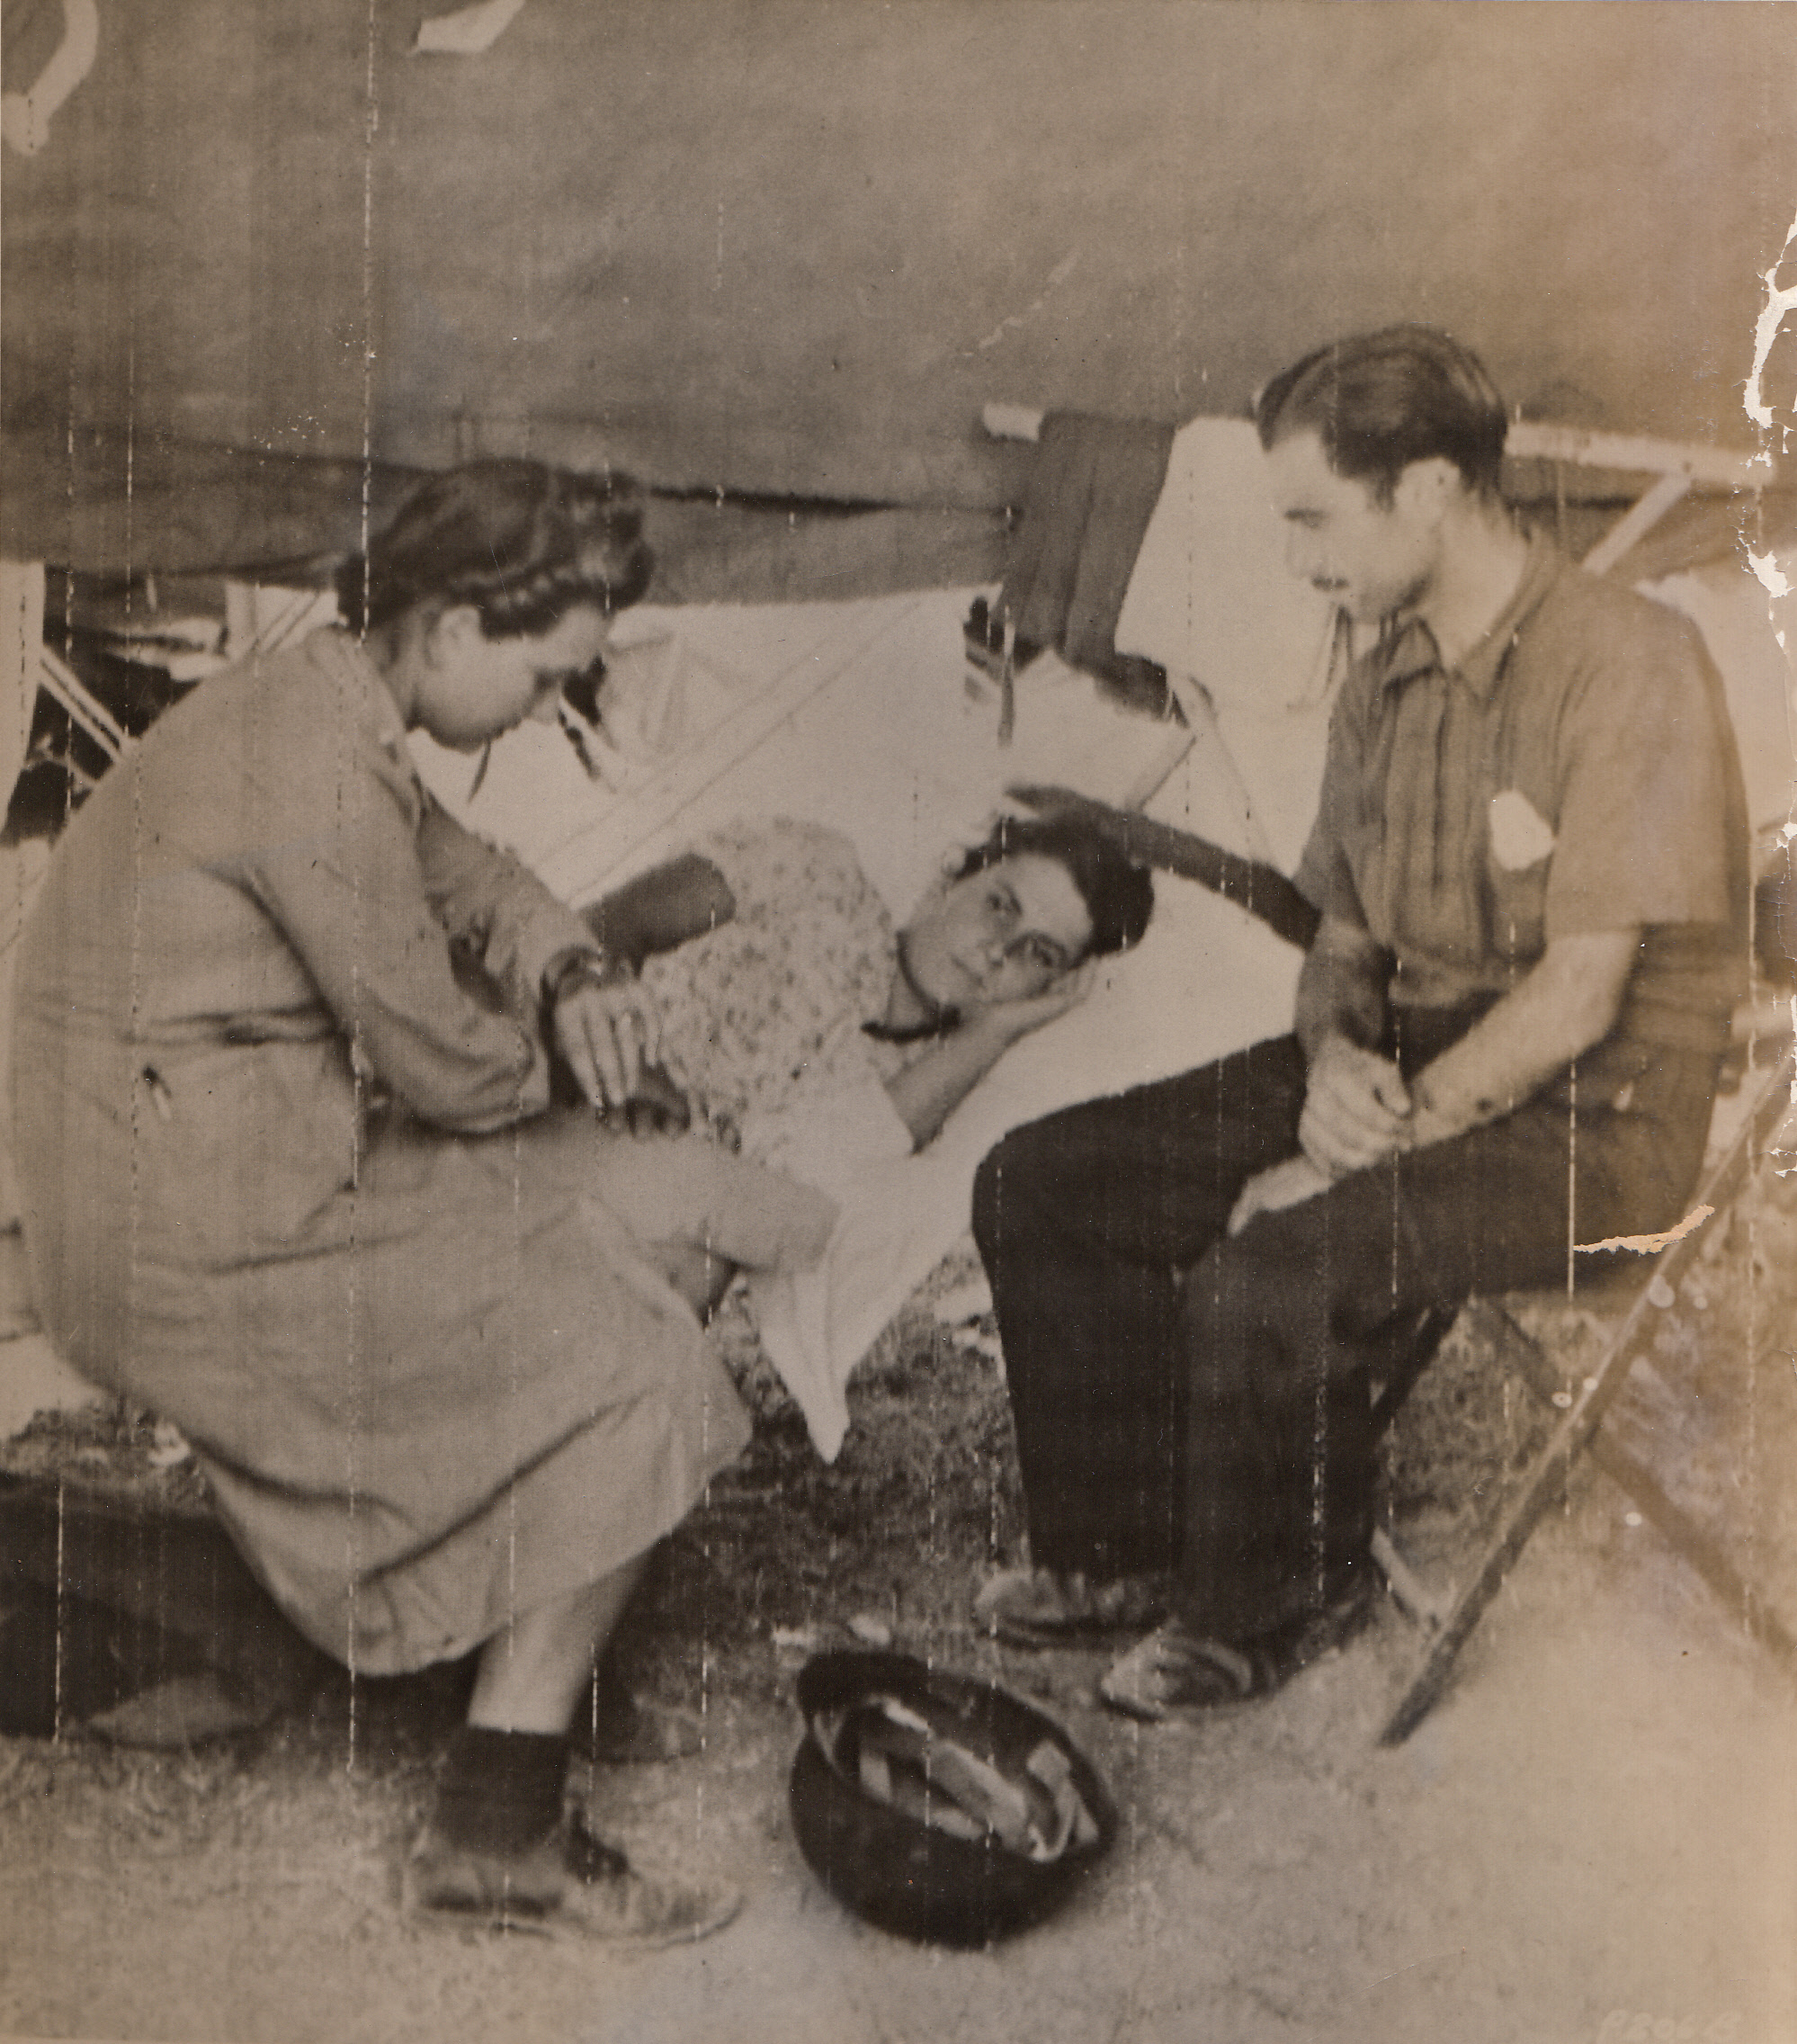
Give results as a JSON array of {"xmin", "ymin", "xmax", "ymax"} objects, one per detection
[
  {"xmin": 904, "ymin": 854, "xmax": 1093, "ymax": 1014},
  {"xmin": 1266, "ymin": 429, "xmax": 1438, "ymax": 626}
]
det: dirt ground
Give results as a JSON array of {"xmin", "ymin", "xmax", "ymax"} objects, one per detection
[{"xmin": 4, "ymin": 1118, "xmax": 1797, "ymax": 2044}]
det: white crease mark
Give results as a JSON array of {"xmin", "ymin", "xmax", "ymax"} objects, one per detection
[
  {"xmin": 414, "ymin": 0, "xmax": 528, "ymax": 57},
  {"xmin": 1748, "ymin": 549, "xmax": 1792, "ymax": 601},
  {"xmin": 976, "ymin": 250, "xmax": 1081, "ymax": 353},
  {"xmin": 1573, "ymin": 1203, "xmax": 1714, "ymax": 1257},
  {"xmin": 1745, "ymin": 210, "xmax": 1797, "ymax": 441},
  {"xmin": 337, "ymin": 0, "xmax": 383, "ymax": 1771}
]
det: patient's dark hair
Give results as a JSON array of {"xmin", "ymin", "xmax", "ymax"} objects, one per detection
[
  {"xmin": 1254, "ymin": 326, "xmax": 1508, "ymax": 506},
  {"xmin": 336, "ymin": 459, "xmax": 653, "ymax": 638},
  {"xmin": 953, "ymin": 815, "xmax": 1154, "ymax": 959}
]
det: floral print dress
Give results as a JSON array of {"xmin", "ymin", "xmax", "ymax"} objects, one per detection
[{"xmin": 639, "ymin": 819, "xmax": 917, "ymax": 1167}]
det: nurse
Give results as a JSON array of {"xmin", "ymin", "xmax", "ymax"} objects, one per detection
[{"xmin": 12, "ymin": 460, "xmax": 834, "ymax": 1943}]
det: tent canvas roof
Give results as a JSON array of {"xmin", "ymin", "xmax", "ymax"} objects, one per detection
[{"xmin": 3, "ymin": 0, "xmax": 1794, "ymax": 577}]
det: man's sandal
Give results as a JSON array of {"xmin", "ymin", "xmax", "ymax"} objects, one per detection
[
  {"xmin": 403, "ymin": 1811, "xmax": 740, "ymax": 1949},
  {"xmin": 1098, "ymin": 1593, "xmax": 1372, "ymax": 1722},
  {"xmin": 974, "ymin": 1566, "xmax": 1172, "ymax": 1650}
]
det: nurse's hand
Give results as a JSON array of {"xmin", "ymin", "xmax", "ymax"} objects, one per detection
[{"xmin": 551, "ymin": 960, "xmax": 665, "ymax": 1116}]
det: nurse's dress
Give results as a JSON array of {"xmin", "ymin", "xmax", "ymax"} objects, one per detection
[{"xmin": 12, "ymin": 628, "xmax": 756, "ymax": 1674}]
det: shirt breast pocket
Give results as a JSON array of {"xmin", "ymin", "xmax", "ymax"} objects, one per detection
[{"xmin": 1485, "ymin": 789, "xmax": 1555, "ymax": 965}]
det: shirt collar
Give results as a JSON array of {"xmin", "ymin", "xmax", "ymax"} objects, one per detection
[
  {"xmin": 1372, "ymin": 531, "xmax": 1565, "ymax": 702},
  {"xmin": 308, "ymin": 625, "xmax": 428, "ymax": 816}
]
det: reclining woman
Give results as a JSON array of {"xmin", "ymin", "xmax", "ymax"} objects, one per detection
[
  {"xmin": 11, "ymin": 460, "xmax": 848, "ymax": 1947},
  {"xmin": 576, "ymin": 808, "xmax": 1156, "ymax": 1238}
]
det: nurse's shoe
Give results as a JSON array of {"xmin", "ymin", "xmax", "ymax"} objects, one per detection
[{"xmin": 403, "ymin": 1809, "xmax": 740, "ymax": 1948}]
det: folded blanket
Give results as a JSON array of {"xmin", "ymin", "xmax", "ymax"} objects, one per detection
[{"xmin": 997, "ymin": 411, "xmax": 1176, "ymax": 674}]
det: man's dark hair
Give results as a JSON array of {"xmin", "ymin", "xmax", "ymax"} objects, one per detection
[{"xmin": 1253, "ymin": 326, "xmax": 1508, "ymax": 506}]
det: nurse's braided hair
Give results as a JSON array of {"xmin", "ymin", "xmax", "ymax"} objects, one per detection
[{"xmin": 336, "ymin": 459, "xmax": 653, "ymax": 638}]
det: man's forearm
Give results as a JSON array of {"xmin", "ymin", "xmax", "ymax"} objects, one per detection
[
  {"xmin": 1407, "ymin": 927, "xmax": 1641, "ymax": 1145},
  {"xmin": 1295, "ymin": 916, "xmax": 1391, "ymax": 1065}
]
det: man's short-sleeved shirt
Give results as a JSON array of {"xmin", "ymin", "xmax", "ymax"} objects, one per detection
[{"xmin": 1294, "ymin": 533, "xmax": 1749, "ymax": 1052}]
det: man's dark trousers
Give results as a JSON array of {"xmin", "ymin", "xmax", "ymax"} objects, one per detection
[{"xmin": 971, "ymin": 1018, "xmax": 1718, "ymax": 1642}]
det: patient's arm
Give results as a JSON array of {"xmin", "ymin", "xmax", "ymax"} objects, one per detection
[
  {"xmin": 882, "ymin": 963, "xmax": 1095, "ymax": 1150},
  {"xmin": 581, "ymin": 852, "xmax": 738, "ymax": 969},
  {"xmin": 558, "ymin": 854, "xmax": 737, "ymax": 1125}
]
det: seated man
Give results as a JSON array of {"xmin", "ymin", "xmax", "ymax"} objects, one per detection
[{"xmin": 971, "ymin": 325, "xmax": 1749, "ymax": 1717}]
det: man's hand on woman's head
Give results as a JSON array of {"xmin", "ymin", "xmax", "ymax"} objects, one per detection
[{"xmin": 1298, "ymin": 1032, "xmax": 1412, "ymax": 1179}]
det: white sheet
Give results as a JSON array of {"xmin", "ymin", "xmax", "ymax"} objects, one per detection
[
  {"xmin": 1113, "ymin": 417, "xmax": 1340, "ymax": 874},
  {"xmin": 1639, "ymin": 563, "xmax": 1795, "ymax": 833}
]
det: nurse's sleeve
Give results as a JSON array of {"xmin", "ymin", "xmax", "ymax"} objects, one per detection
[
  {"xmin": 414, "ymin": 791, "xmax": 602, "ymax": 1015},
  {"xmin": 228, "ymin": 759, "xmax": 585, "ymax": 1133}
]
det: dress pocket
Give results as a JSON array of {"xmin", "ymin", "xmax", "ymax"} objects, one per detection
[{"xmin": 137, "ymin": 1040, "xmax": 361, "ymax": 1262}]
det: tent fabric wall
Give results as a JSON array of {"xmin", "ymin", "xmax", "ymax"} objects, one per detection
[{"xmin": 4, "ymin": 1, "xmax": 1795, "ymax": 577}]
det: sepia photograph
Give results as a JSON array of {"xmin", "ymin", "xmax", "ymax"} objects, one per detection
[{"xmin": 2, "ymin": 4, "xmax": 1794, "ymax": 2040}]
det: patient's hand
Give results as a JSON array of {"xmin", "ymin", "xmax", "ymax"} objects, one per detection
[{"xmin": 977, "ymin": 958, "xmax": 1098, "ymax": 1044}]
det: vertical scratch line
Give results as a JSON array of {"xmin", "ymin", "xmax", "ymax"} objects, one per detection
[
  {"xmin": 505, "ymin": 1117, "xmax": 521, "ymax": 1677},
  {"xmin": 122, "ymin": 237, "xmax": 151, "ymax": 1753},
  {"xmin": 340, "ymin": 0, "xmax": 382, "ymax": 1776},
  {"xmin": 52, "ymin": 1477, "xmax": 66, "ymax": 1742},
  {"xmin": 1741, "ymin": 1031, "xmax": 1763, "ymax": 1633}
]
